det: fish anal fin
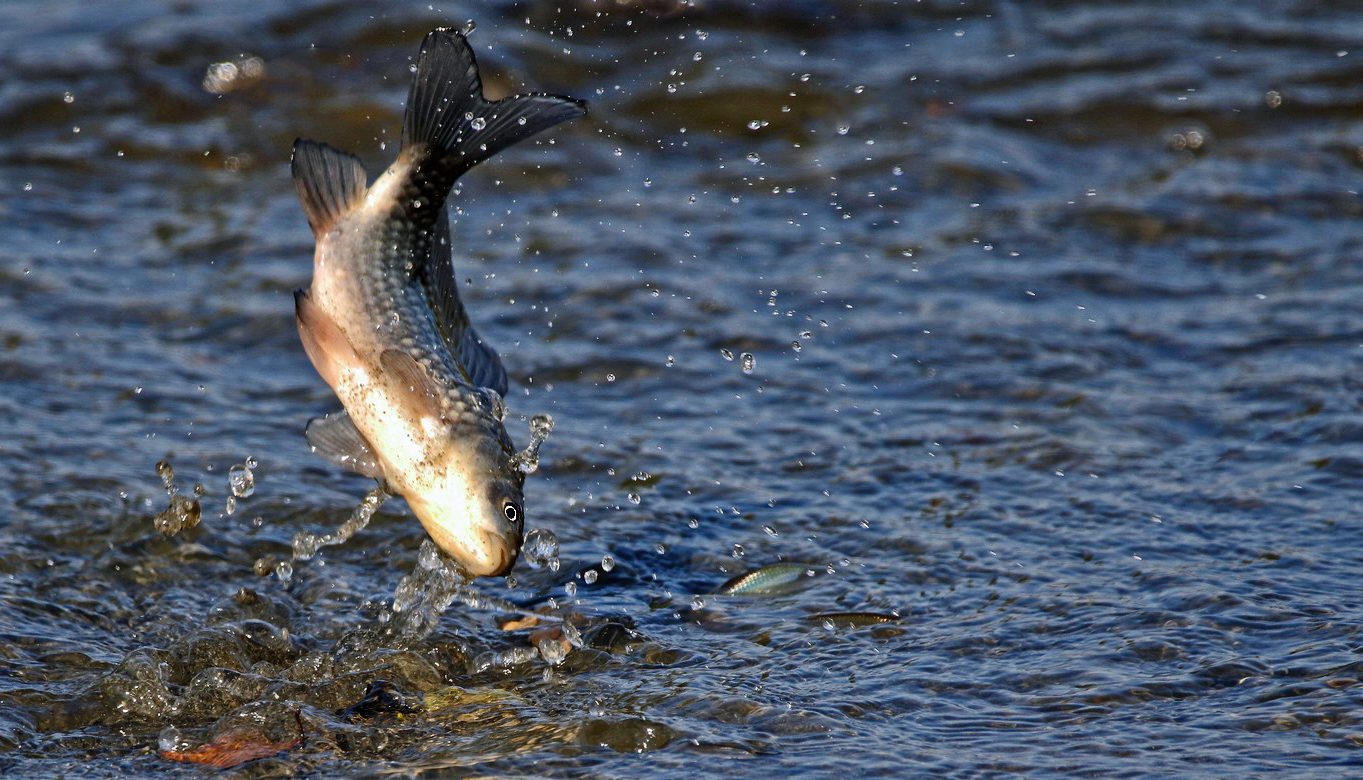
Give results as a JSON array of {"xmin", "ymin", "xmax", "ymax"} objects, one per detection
[
  {"xmin": 295, "ymin": 290, "xmax": 360, "ymax": 388},
  {"xmin": 305, "ymin": 410, "xmax": 386, "ymax": 479},
  {"xmin": 292, "ymin": 139, "xmax": 368, "ymax": 236},
  {"xmin": 380, "ymin": 349, "xmax": 444, "ymax": 420}
]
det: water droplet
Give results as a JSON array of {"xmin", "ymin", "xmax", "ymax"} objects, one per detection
[
  {"xmin": 687, "ymin": 518, "xmax": 699, "ymax": 529},
  {"xmin": 746, "ymin": 152, "xmax": 761, "ymax": 163},
  {"xmin": 62, "ymin": 91, "xmax": 74, "ymax": 104},
  {"xmin": 517, "ymin": 116, "xmax": 527, "ymax": 125},
  {"xmin": 740, "ymin": 352, "xmax": 755, "ymax": 374},
  {"xmin": 666, "ymin": 83, "xmax": 677, "ymax": 93},
  {"xmin": 524, "ymin": 528, "xmax": 560, "ymax": 570},
  {"xmin": 463, "ymin": 19, "xmax": 477, "ymax": 34},
  {"xmin": 229, "ymin": 461, "xmax": 255, "ymax": 497},
  {"xmin": 720, "ymin": 348, "xmax": 734, "ymax": 361},
  {"xmin": 275, "ymin": 561, "xmax": 293, "ymax": 584},
  {"xmin": 613, "ymin": 148, "xmax": 623, "ymax": 157},
  {"xmin": 564, "ymin": 581, "xmax": 578, "ymax": 597},
  {"xmin": 791, "ymin": 341, "xmax": 802, "ymax": 352},
  {"xmin": 691, "ymin": 595, "xmax": 705, "ymax": 609},
  {"xmin": 601, "ymin": 554, "xmax": 615, "ymax": 571},
  {"xmin": 583, "ymin": 569, "xmax": 599, "ymax": 584},
  {"xmin": 665, "ymin": 355, "xmax": 675, "ymax": 367},
  {"xmin": 837, "ymin": 125, "xmax": 850, "ymax": 136},
  {"xmin": 763, "ymin": 524, "xmax": 778, "ymax": 536},
  {"xmin": 627, "ymin": 492, "xmax": 641, "ymax": 504},
  {"xmin": 470, "ymin": 116, "xmax": 487, "ymax": 131},
  {"xmin": 655, "ymin": 543, "xmax": 667, "ymax": 555}
]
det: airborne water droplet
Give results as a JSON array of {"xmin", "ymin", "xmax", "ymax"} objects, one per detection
[
  {"xmin": 470, "ymin": 116, "xmax": 487, "ymax": 131},
  {"xmin": 740, "ymin": 352, "xmax": 755, "ymax": 374},
  {"xmin": 523, "ymin": 528, "xmax": 560, "ymax": 570},
  {"xmin": 228, "ymin": 460, "xmax": 255, "ymax": 498},
  {"xmin": 583, "ymin": 569, "xmax": 598, "ymax": 584},
  {"xmin": 600, "ymin": 554, "xmax": 615, "ymax": 571}
]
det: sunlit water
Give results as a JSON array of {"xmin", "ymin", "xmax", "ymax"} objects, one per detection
[{"xmin": 4, "ymin": 1, "xmax": 1363, "ymax": 776}]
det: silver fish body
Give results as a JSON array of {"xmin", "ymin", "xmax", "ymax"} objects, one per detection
[{"xmin": 290, "ymin": 29, "xmax": 584, "ymax": 576}]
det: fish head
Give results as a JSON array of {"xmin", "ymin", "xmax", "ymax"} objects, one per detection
[{"xmin": 405, "ymin": 436, "xmax": 525, "ymax": 577}]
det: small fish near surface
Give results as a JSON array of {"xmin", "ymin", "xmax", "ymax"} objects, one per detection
[{"xmin": 291, "ymin": 28, "xmax": 585, "ymax": 576}]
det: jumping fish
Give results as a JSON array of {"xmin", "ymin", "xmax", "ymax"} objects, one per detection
[{"xmin": 291, "ymin": 29, "xmax": 584, "ymax": 576}]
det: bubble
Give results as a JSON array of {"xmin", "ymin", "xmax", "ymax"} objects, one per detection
[
  {"xmin": 524, "ymin": 528, "xmax": 560, "ymax": 570},
  {"xmin": 158, "ymin": 726, "xmax": 188, "ymax": 754},
  {"xmin": 600, "ymin": 554, "xmax": 615, "ymax": 571}
]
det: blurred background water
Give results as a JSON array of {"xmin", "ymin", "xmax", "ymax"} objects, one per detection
[{"xmin": 3, "ymin": 0, "xmax": 1363, "ymax": 776}]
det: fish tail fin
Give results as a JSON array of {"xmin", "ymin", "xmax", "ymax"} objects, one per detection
[
  {"xmin": 399, "ymin": 28, "xmax": 585, "ymax": 218},
  {"xmin": 291, "ymin": 140, "xmax": 368, "ymax": 236}
]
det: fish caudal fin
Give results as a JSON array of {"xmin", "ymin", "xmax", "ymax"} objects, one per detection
[
  {"xmin": 291, "ymin": 140, "xmax": 368, "ymax": 236},
  {"xmin": 398, "ymin": 28, "xmax": 586, "ymax": 221}
]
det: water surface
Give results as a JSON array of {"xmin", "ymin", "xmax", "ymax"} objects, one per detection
[{"xmin": 3, "ymin": 1, "xmax": 1363, "ymax": 776}]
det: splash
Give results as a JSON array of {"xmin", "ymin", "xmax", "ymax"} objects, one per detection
[
  {"xmin": 291, "ymin": 486, "xmax": 388, "ymax": 562},
  {"xmin": 152, "ymin": 459, "xmax": 201, "ymax": 536},
  {"xmin": 510, "ymin": 413, "xmax": 554, "ymax": 475},
  {"xmin": 258, "ymin": 485, "xmax": 388, "ymax": 585}
]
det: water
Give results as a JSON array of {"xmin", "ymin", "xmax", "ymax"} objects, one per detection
[{"xmin": 3, "ymin": 0, "xmax": 1363, "ymax": 775}]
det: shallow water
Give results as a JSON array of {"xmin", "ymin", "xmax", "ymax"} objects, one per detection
[{"xmin": 4, "ymin": 0, "xmax": 1363, "ymax": 776}]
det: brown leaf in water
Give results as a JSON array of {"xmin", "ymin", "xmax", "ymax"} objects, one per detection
[{"xmin": 160, "ymin": 709, "xmax": 304, "ymax": 767}]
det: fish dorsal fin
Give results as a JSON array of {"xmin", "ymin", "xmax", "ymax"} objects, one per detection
[
  {"xmin": 295, "ymin": 289, "xmax": 361, "ymax": 387},
  {"xmin": 380, "ymin": 349, "xmax": 444, "ymax": 420},
  {"xmin": 305, "ymin": 410, "xmax": 385, "ymax": 479},
  {"xmin": 420, "ymin": 212, "xmax": 509, "ymax": 396},
  {"xmin": 292, "ymin": 140, "xmax": 368, "ymax": 236},
  {"xmin": 397, "ymin": 29, "xmax": 585, "ymax": 224}
]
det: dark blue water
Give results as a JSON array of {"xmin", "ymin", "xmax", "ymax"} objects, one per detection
[{"xmin": 4, "ymin": 0, "xmax": 1363, "ymax": 776}]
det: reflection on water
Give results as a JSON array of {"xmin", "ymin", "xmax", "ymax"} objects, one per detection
[{"xmin": 3, "ymin": 0, "xmax": 1363, "ymax": 775}]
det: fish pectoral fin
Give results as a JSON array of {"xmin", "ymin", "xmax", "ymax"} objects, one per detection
[
  {"xmin": 305, "ymin": 410, "xmax": 386, "ymax": 480},
  {"xmin": 379, "ymin": 349, "xmax": 444, "ymax": 420},
  {"xmin": 292, "ymin": 139, "xmax": 368, "ymax": 236},
  {"xmin": 295, "ymin": 289, "xmax": 361, "ymax": 387}
]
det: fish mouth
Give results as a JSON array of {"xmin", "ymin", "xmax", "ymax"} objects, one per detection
[{"xmin": 474, "ymin": 526, "xmax": 521, "ymax": 577}]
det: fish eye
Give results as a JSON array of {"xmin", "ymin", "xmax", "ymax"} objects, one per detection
[{"xmin": 501, "ymin": 500, "xmax": 521, "ymax": 524}]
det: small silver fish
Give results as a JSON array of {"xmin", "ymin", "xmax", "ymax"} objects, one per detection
[
  {"xmin": 290, "ymin": 29, "xmax": 585, "ymax": 576},
  {"xmin": 715, "ymin": 562, "xmax": 822, "ymax": 596}
]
